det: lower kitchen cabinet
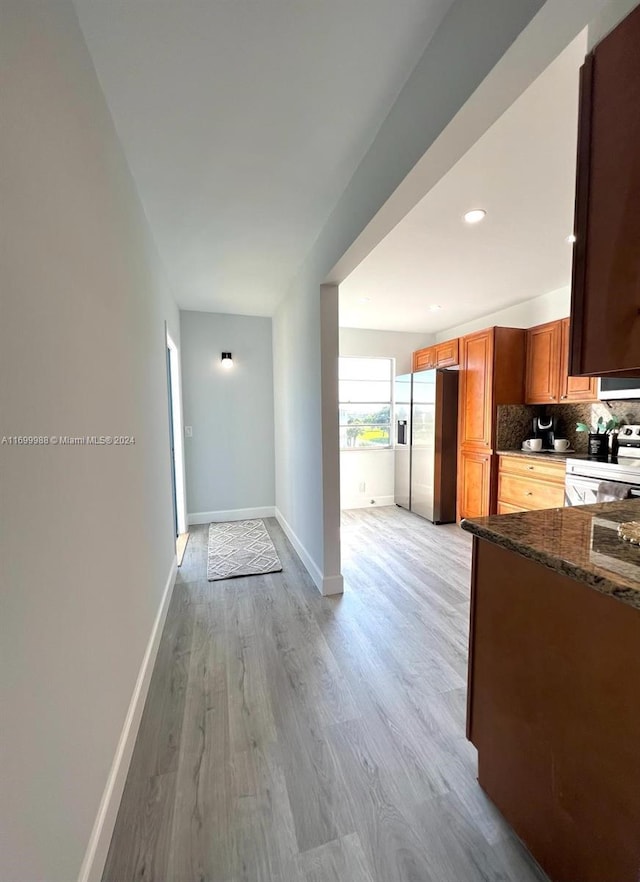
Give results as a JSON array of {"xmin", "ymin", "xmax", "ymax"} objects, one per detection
[
  {"xmin": 497, "ymin": 455, "xmax": 565, "ymax": 511},
  {"xmin": 497, "ymin": 500, "xmax": 526, "ymax": 515},
  {"xmin": 467, "ymin": 535, "xmax": 640, "ymax": 882},
  {"xmin": 458, "ymin": 449, "xmax": 493, "ymax": 519}
]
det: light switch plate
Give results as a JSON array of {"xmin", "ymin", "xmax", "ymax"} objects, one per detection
[{"xmin": 185, "ymin": 426, "xmax": 193, "ymax": 437}]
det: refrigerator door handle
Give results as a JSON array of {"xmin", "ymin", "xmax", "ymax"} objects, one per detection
[{"xmin": 397, "ymin": 420, "xmax": 407, "ymax": 445}]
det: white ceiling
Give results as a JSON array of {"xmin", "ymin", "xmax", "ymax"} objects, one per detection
[
  {"xmin": 339, "ymin": 32, "xmax": 588, "ymax": 334},
  {"xmin": 73, "ymin": 0, "xmax": 455, "ymax": 316}
]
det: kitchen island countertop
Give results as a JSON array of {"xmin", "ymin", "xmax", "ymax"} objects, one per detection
[{"xmin": 461, "ymin": 499, "xmax": 640, "ymax": 608}]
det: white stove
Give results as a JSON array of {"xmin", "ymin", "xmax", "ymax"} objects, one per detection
[
  {"xmin": 617, "ymin": 424, "xmax": 640, "ymax": 457},
  {"xmin": 565, "ymin": 444, "xmax": 640, "ymax": 506}
]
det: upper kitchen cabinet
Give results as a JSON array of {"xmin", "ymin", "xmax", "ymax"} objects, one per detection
[
  {"xmin": 459, "ymin": 327, "xmax": 525, "ymax": 450},
  {"xmin": 525, "ymin": 318, "xmax": 597, "ymax": 404},
  {"xmin": 459, "ymin": 329, "xmax": 494, "ymax": 449},
  {"xmin": 525, "ymin": 321, "xmax": 561, "ymax": 404},
  {"xmin": 559, "ymin": 318, "xmax": 597, "ymax": 401},
  {"xmin": 434, "ymin": 338, "xmax": 459, "ymax": 368},
  {"xmin": 569, "ymin": 4, "xmax": 640, "ymax": 376},
  {"xmin": 413, "ymin": 345, "xmax": 436, "ymax": 372},
  {"xmin": 412, "ymin": 338, "xmax": 459, "ymax": 372}
]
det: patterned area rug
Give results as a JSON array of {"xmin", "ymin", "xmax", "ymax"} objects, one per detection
[{"xmin": 207, "ymin": 519, "xmax": 283, "ymax": 581}]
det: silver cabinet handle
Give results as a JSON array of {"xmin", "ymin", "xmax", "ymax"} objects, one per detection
[{"xmin": 525, "ymin": 491, "xmax": 533, "ymax": 496}]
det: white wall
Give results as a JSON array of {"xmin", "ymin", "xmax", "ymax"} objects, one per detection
[
  {"xmin": 434, "ymin": 285, "xmax": 571, "ymax": 340},
  {"xmin": 273, "ymin": 0, "xmax": 607, "ymax": 592},
  {"xmin": 588, "ymin": 0, "xmax": 639, "ymax": 46},
  {"xmin": 0, "ymin": 3, "xmax": 180, "ymax": 881},
  {"xmin": 180, "ymin": 311, "xmax": 275, "ymax": 522},
  {"xmin": 340, "ymin": 450, "xmax": 395, "ymax": 509},
  {"xmin": 339, "ymin": 327, "xmax": 435, "ymax": 375}
]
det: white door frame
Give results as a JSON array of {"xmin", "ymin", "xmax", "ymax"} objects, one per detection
[{"xmin": 166, "ymin": 331, "xmax": 187, "ymax": 535}]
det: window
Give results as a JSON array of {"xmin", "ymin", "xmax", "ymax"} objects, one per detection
[{"xmin": 339, "ymin": 357, "xmax": 392, "ymax": 449}]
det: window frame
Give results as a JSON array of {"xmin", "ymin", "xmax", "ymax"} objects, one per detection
[{"xmin": 338, "ymin": 356, "xmax": 394, "ymax": 452}]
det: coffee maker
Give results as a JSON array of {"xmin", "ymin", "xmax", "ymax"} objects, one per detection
[{"xmin": 532, "ymin": 414, "xmax": 560, "ymax": 450}]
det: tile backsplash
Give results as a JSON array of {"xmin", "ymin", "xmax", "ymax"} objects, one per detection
[{"xmin": 497, "ymin": 400, "xmax": 640, "ymax": 453}]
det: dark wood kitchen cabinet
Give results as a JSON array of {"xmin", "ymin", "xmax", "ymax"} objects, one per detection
[
  {"xmin": 467, "ymin": 535, "xmax": 640, "ymax": 882},
  {"xmin": 569, "ymin": 4, "xmax": 640, "ymax": 376}
]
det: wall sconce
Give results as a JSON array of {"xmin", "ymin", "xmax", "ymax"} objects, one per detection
[{"xmin": 221, "ymin": 352, "xmax": 233, "ymax": 369}]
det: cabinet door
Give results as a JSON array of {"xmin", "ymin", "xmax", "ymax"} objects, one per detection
[
  {"xmin": 413, "ymin": 346, "xmax": 435, "ymax": 372},
  {"xmin": 559, "ymin": 318, "xmax": 597, "ymax": 401},
  {"xmin": 525, "ymin": 321, "xmax": 561, "ymax": 404},
  {"xmin": 435, "ymin": 338, "xmax": 459, "ymax": 368},
  {"xmin": 459, "ymin": 450, "xmax": 492, "ymax": 520},
  {"xmin": 569, "ymin": 6, "xmax": 640, "ymax": 376},
  {"xmin": 459, "ymin": 330, "xmax": 493, "ymax": 448}
]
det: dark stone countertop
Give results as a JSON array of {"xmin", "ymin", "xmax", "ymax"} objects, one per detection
[
  {"xmin": 461, "ymin": 500, "xmax": 640, "ymax": 609},
  {"xmin": 496, "ymin": 448, "xmax": 577, "ymax": 462}
]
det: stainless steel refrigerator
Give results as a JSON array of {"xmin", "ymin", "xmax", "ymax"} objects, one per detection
[
  {"xmin": 394, "ymin": 369, "xmax": 458, "ymax": 524},
  {"xmin": 394, "ymin": 373, "xmax": 412, "ymax": 510}
]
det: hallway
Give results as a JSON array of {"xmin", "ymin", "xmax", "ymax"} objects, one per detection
[{"xmin": 103, "ymin": 508, "xmax": 548, "ymax": 882}]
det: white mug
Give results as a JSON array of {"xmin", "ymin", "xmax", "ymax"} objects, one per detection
[
  {"xmin": 524, "ymin": 438, "xmax": 543, "ymax": 451},
  {"xmin": 554, "ymin": 438, "xmax": 570, "ymax": 452}
]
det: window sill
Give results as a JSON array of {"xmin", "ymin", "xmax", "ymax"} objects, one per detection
[{"xmin": 339, "ymin": 446, "xmax": 393, "ymax": 452}]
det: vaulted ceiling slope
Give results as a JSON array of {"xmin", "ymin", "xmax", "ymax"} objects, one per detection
[
  {"xmin": 340, "ymin": 31, "xmax": 587, "ymax": 333},
  {"xmin": 73, "ymin": 0, "xmax": 455, "ymax": 316}
]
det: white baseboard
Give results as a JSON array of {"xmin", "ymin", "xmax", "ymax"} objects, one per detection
[
  {"xmin": 77, "ymin": 556, "xmax": 178, "ymax": 882},
  {"xmin": 340, "ymin": 494, "xmax": 395, "ymax": 510},
  {"xmin": 188, "ymin": 505, "xmax": 275, "ymax": 526},
  {"xmin": 274, "ymin": 507, "xmax": 324, "ymax": 591}
]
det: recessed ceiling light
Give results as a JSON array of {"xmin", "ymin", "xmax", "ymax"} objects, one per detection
[
  {"xmin": 464, "ymin": 208, "xmax": 486, "ymax": 225},
  {"xmin": 358, "ymin": 297, "xmax": 371, "ymax": 303},
  {"xmin": 429, "ymin": 304, "xmax": 442, "ymax": 312},
  {"xmin": 566, "ymin": 233, "xmax": 577, "ymax": 244}
]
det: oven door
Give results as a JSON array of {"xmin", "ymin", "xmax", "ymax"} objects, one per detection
[
  {"xmin": 565, "ymin": 474, "xmax": 600, "ymax": 507},
  {"xmin": 565, "ymin": 474, "xmax": 640, "ymax": 506}
]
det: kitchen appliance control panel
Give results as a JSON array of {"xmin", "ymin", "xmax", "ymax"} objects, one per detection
[{"xmin": 617, "ymin": 424, "xmax": 640, "ymax": 455}]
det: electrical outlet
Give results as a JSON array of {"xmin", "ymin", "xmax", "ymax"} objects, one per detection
[
  {"xmin": 358, "ymin": 481, "xmax": 366, "ymax": 492},
  {"xmin": 185, "ymin": 426, "xmax": 193, "ymax": 438},
  {"xmin": 370, "ymin": 498, "xmax": 375, "ymax": 505}
]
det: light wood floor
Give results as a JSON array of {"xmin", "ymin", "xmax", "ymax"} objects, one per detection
[{"xmin": 103, "ymin": 506, "xmax": 548, "ymax": 882}]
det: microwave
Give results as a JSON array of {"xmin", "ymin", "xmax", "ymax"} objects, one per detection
[{"xmin": 598, "ymin": 377, "xmax": 640, "ymax": 400}]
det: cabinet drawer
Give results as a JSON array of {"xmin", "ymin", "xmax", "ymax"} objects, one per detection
[
  {"xmin": 435, "ymin": 338, "xmax": 459, "ymax": 368},
  {"xmin": 497, "ymin": 501, "xmax": 527, "ymax": 515},
  {"xmin": 499, "ymin": 455, "xmax": 565, "ymax": 484},
  {"xmin": 413, "ymin": 346, "xmax": 435, "ymax": 371},
  {"xmin": 498, "ymin": 473, "xmax": 565, "ymax": 510}
]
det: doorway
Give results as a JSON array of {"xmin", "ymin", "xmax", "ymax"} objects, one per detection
[{"xmin": 166, "ymin": 328, "xmax": 188, "ymax": 562}]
